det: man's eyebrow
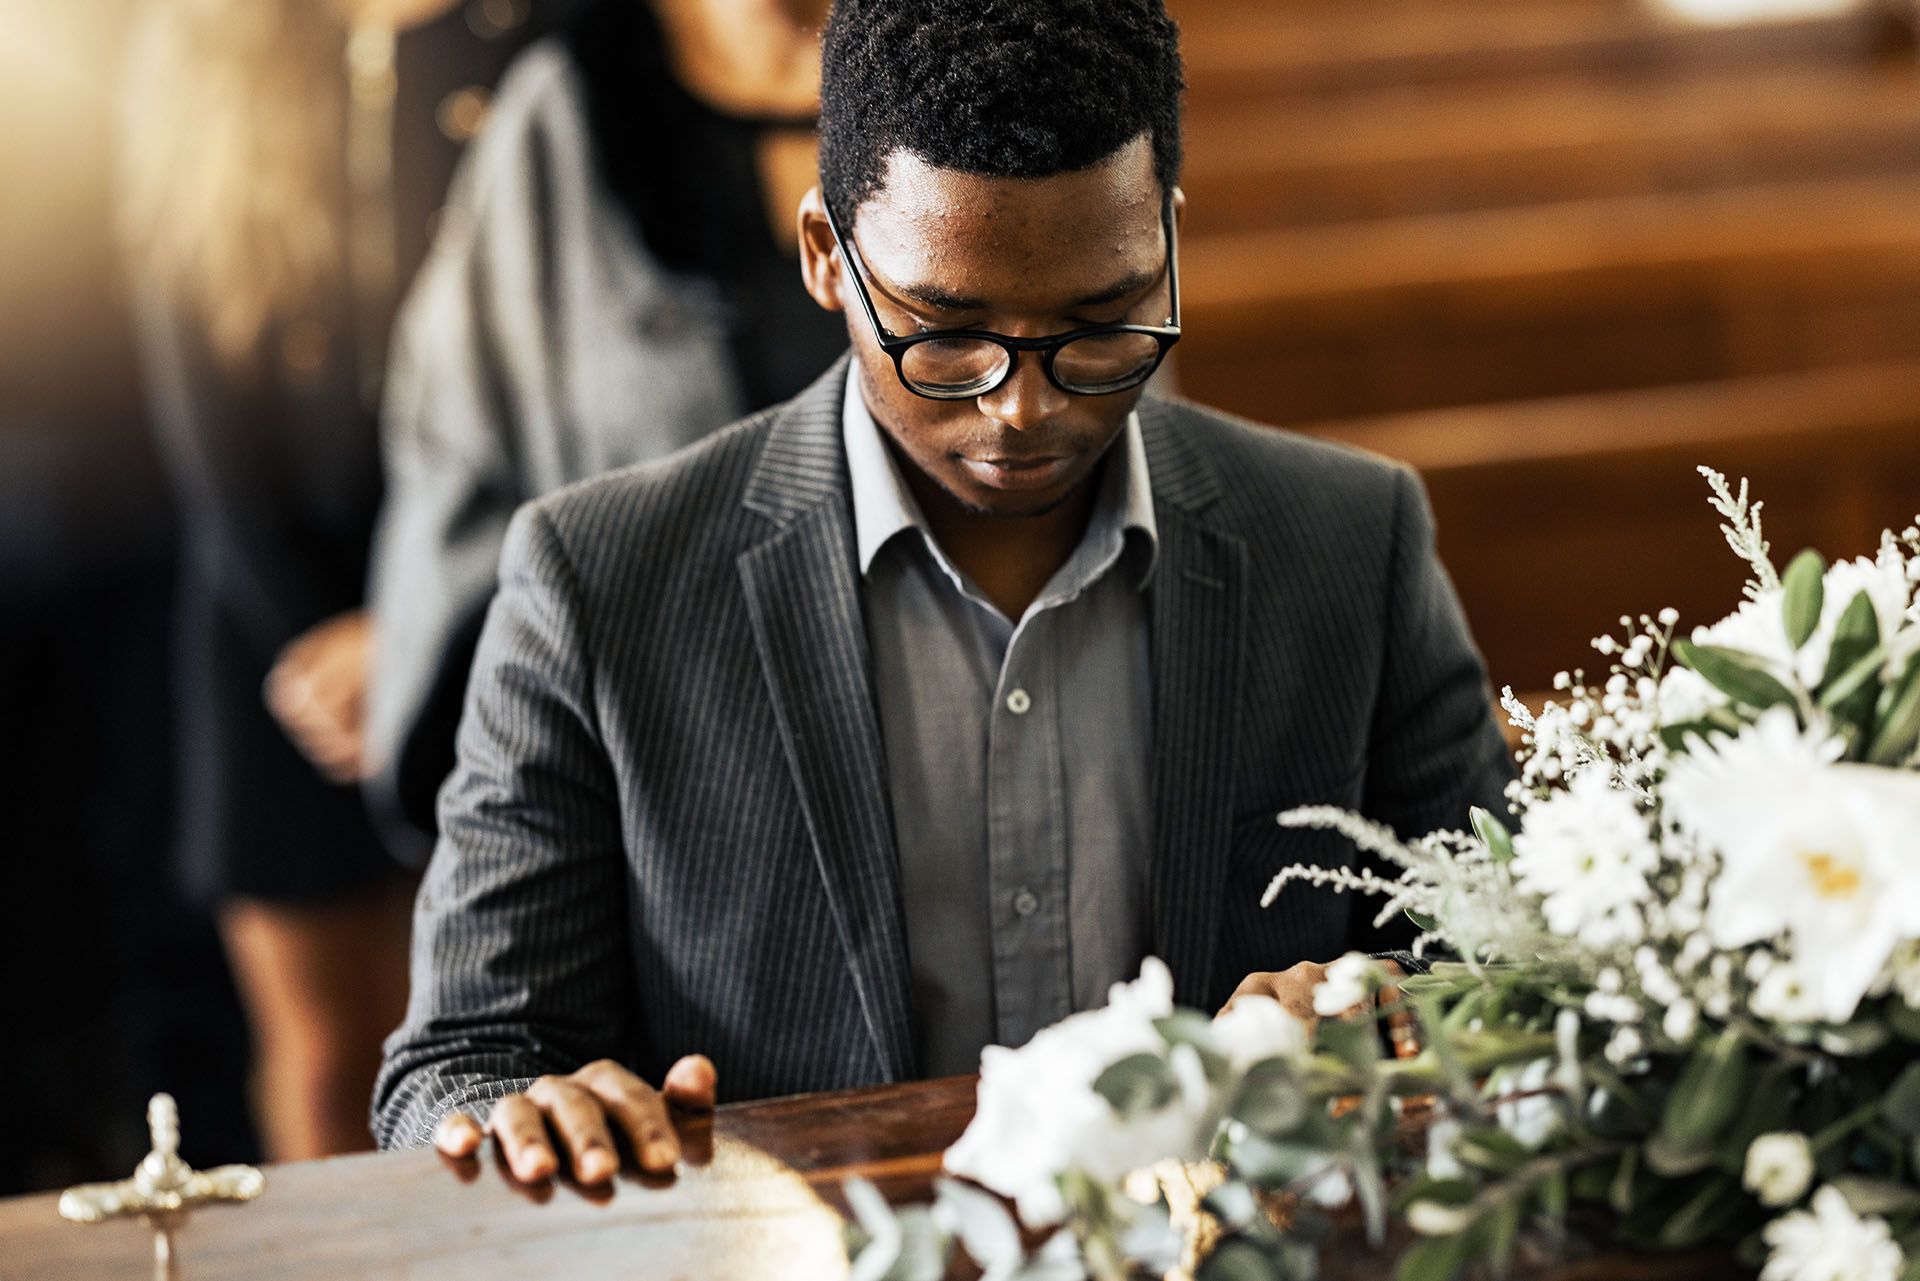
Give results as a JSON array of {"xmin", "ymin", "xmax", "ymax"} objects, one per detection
[{"xmin": 887, "ymin": 267, "xmax": 1162, "ymax": 315}]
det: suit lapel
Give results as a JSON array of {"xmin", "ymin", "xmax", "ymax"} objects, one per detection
[
  {"xmin": 1142, "ymin": 401, "xmax": 1248, "ymax": 1008},
  {"xmin": 737, "ymin": 360, "xmax": 917, "ymax": 1081}
]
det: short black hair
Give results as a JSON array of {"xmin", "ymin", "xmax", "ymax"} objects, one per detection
[{"xmin": 820, "ymin": 0, "xmax": 1185, "ymax": 222}]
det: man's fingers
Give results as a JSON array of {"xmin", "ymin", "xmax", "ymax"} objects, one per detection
[
  {"xmin": 487, "ymin": 1095, "xmax": 559, "ymax": 1183},
  {"xmin": 663, "ymin": 1054, "xmax": 717, "ymax": 1111},
  {"xmin": 581, "ymin": 1072, "xmax": 681, "ymax": 1173},
  {"xmin": 1374, "ymin": 960, "xmax": 1421, "ymax": 1058},
  {"xmin": 526, "ymin": 1077, "xmax": 620, "ymax": 1184},
  {"xmin": 434, "ymin": 1111, "xmax": 484, "ymax": 1158}
]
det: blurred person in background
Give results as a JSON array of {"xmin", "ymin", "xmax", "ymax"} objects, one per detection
[
  {"xmin": 116, "ymin": 0, "xmax": 552, "ymax": 1158},
  {"xmin": 364, "ymin": 0, "xmax": 845, "ymax": 857}
]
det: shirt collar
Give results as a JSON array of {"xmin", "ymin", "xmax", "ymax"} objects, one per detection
[{"xmin": 841, "ymin": 360, "xmax": 1159, "ymax": 588}]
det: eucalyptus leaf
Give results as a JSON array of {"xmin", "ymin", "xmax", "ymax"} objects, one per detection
[
  {"xmin": 1232, "ymin": 1060, "xmax": 1309, "ymax": 1136},
  {"xmin": 1198, "ymin": 1240, "xmax": 1282, "ymax": 1281},
  {"xmin": 1883, "ymin": 1064, "xmax": 1920, "ymax": 1138},
  {"xmin": 1817, "ymin": 593, "xmax": 1883, "ymax": 719},
  {"xmin": 1780, "ymin": 549, "xmax": 1826, "ymax": 651},
  {"xmin": 1656, "ymin": 1175, "xmax": 1745, "ymax": 1250},
  {"xmin": 1452, "ymin": 1128, "xmax": 1530, "ymax": 1176},
  {"xmin": 1485, "ymin": 1197, "xmax": 1524, "ymax": 1280},
  {"xmin": 1658, "ymin": 1029, "xmax": 1748, "ymax": 1153},
  {"xmin": 1092, "ymin": 1052, "xmax": 1178, "ymax": 1119},
  {"xmin": 1867, "ymin": 662, "xmax": 1920, "ymax": 766},
  {"xmin": 1157, "ymin": 1010, "xmax": 1231, "ymax": 1082},
  {"xmin": 1673, "ymin": 639, "xmax": 1798, "ymax": 712},
  {"xmin": 1644, "ymin": 1131, "xmax": 1717, "ymax": 1178},
  {"xmin": 1470, "ymin": 806, "xmax": 1515, "ymax": 863},
  {"xmin": 1393, "ymin": 1229, "xmax": 1472, "ymax": 1281},
  {"xmin": 1319, "ymin": 1019, "xmax": 1382, "ymax": 1074},
  {"xmin": 1609, "ymin": 1148, "xmax": 1639, "ymax": 1216}
]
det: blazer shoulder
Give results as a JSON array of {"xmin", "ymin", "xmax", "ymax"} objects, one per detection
[
  {"xmin": 1151, "ymin": 396, "xmax": 1413, "ymax": 525},
  {"xmin": 517, "ymin": 407, "xmax": 779, "ymax": 574}
]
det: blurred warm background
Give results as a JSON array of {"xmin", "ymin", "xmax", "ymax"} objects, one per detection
[{"xmin": 1, "ymin": 0, "xmax": 1916, "ymax": 1192}]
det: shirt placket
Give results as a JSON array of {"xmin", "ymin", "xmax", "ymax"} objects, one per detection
[{"xmin": 985, "ymin": 609, "xmax": 1074, "ymax": 1049}]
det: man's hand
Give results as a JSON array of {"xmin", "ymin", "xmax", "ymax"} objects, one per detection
[
  {"xmin": 1219, "ymin": 959, "xmax": 1414, "ymax": 1052},
  {"xmin": 264, "ymin": 609, "xmax": 373, "ymax": 783},
  {"xmin": 433, "ymin": 1055, "xmax": 718, "ymax": 1185}
]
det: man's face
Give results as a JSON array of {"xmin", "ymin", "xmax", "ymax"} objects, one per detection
[{"xmin": 800, "ymin": 136, "xmax": 1176, "ymax": 519}]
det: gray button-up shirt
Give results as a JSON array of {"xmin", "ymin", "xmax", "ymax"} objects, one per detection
[{"xmin": 844, "ymin": 370, "xmax": 1158, "ymax": 1076}]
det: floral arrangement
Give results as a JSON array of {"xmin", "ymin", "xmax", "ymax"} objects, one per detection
[{"xmin": 846, "ymin": 471, "xmax": 1920, "ymax": 1281}]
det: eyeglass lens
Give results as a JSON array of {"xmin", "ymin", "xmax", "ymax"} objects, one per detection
[{"xmin": 898, "ymin": 329, "xmax": 1165, "ymax": 398}]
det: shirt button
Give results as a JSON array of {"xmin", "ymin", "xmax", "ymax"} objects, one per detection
[
  {"xmin": 1012, "ymin": 888, "xmax": 1039, "ymax": 917},
  {"xmin": 1005, "ymin": 688, "xmax": 1032, "ymax": 715}
]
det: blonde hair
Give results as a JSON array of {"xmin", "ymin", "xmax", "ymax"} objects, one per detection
[{"xmin": 120, "ymin": 0, "xmax": 347, "ymax": 366}]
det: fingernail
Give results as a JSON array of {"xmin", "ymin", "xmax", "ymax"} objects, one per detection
[
  {"xmin": 579, "ymin": 1149, "xmax": 613, "ymax": 1182},
  {"xmin": 642, "ymin": 1139, "xmax": 678, "ymax": 1170},
  {"xmin": 518, "ymin": 1149, "xmax": 555, "ymax": 1180}
]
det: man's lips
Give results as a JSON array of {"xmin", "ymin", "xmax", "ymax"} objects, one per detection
[{"xmin": 957, "ymin": 454, "xmax": 1074, "ymax": 491}]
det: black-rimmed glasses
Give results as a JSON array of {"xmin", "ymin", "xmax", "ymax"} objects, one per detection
[{"xmin": 823, "ymin": 196, "xmax": 1181, "ymax": 401}]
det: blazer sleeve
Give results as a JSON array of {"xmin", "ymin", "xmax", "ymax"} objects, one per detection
[
  {"xmin": 363, "ymin": 55, "xmax": 573, "ymax": 853},
  {"xmin": 372, "ymin": 503, "xmax": 633, "ymax": 1148},
  {"xmin": 1347, "ymin": 466, "xmax": 1517, "ymax": 955}
]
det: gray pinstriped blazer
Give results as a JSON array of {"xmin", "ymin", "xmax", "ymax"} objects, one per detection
[{"xmin": 372, "ymin": 358, "xmax": 1513, "ymax": 1147}]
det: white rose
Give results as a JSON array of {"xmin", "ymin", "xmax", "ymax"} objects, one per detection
[{"xmin": 1744, "ymin": 1133, "xmax": 1813, "ymax": 1208}]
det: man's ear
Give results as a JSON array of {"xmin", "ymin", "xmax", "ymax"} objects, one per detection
[{"xmin": 795, "ymin": 186, "xmax": 845, "ymax": 314}]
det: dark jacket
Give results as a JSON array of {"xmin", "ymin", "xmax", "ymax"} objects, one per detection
[{"xmin": 373, "ymin": 359, "xmax": 1513, "ymax": 1146}]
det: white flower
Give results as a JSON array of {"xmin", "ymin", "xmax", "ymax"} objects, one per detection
[
  {"xmin": 1665, "ymin": 709, "xmax": 1920, "ymax": 1023},
  {"xmin": 1509, "ymin": 771, "xmax": 1658, "ymax": 947},
  {"xmin": 1753, "ymin": 965, "xmax": 1825, "ymax": 1025},
  {"xmin": 944, "ymin": 958, "xmax": 1211, "ymax": 1226},
  {"xmin": 1487, "ymin": 1058, "xmax": 1562, "ymax": 1150},
  {"xmin": 1425, "ymin": 1115, "xmax": 1465, "ymax": 1180},
  {"xmin": 1210, "ymin": 995, "xmax": 1308, "ymax": 1070},
  {"xmin": 1661, "ymin": 1000, "xmax": 1699, "ymax": 1045},
  {"xmin": 1884, "ymin": 942, "xmax": 1920, "ymax": 1008},
  {"xmin": 1744, "ymin": 1133, "xmax": 1814, "ymax": 1208},
  {"xmin": 1678, "ymin": 555, "xmax": 1911, "ymax": 702},
  {"xmin": 1760, "ymin": 1185, "xmax": 1904, "ymax": 1281},
  {"xmin": 1312, "ymin": 953, "xmax": 1378, "ymax": 1017}
]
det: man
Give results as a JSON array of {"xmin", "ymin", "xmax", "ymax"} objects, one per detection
[{"xmin": 374, "ymin": 0, "xmax": 1512, "ymax": 1186}]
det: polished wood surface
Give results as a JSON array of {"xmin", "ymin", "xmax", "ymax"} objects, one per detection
[
  {"xmin": 0, "ymin": 1075, "xmax": 1755, "ymax": 1280},
  {"xmin": 0, "ymin": 1078, "xmax": 975, "ymax": 1281}
]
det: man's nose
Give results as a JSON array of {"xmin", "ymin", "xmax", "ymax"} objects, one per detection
[{"xmin": 974, "ymin": 351, "xmax": 1069, "ymax": 432}]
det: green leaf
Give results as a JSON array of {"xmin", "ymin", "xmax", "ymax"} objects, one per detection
[
  {"xmin": 1609, "ymin": 1148, "xmax": 1639, "ymax": 1215},
  {"xmin": 1658, "ymin": 1028, "xmax": 1749, "ymax": 1154},
  {"xmin": 1156, "ymin": 1011, "xmax": 1231, "ymax": 1081},
  {"xmin": 1656, "ymin": 1175, "xmax": 1746, "ymax": 1249},
  {"xmin": 1831, "ymin": 1176, "xmax": 1920, "ymax": 1218},
  {"xmin": 1644, "ymin": 1131, "xmax": 1718, "ymax": 1177},
  {"xmin": 1673, "ymin": 639, "xmax": 1798, "ymax": 712},
  {"xmin": 1883, "ymin": 1065, "xmax": 1920, "ymax": 1138},
  {"xmin": 1485, "ymin": 1197, "xmax": 1523, "ymax": 1280},
  {"xmin": 1319, "ymin": 1019, "xmax": 1382, "ymax": 1074},
  {"xmin": 1452, "ymin": 1128, "xmax": 1531, "ymax": 1177},
  {"xmin": 1868, "ymin": 662, "xmax": 1920, "ymax": 766},
  {"xmin": 1470, "ymin": 807, "xmax": 1515, "ymax": 863},
  {"xmin": 1781, "ymin": 549, "xmax": 1827, "ymax": 651},
  {"xmin": 1232, "ymin": 1059, "xmax": 1309, "ymax": 1136},
  {"xmin": 1817, "ymin": 593, "xmax": 1883, "ymax": 723},
  {"xmin": 1394, "ymin": 1229, "xmax": 1473, "ymax": 1281},
  {"xmin": 1091, "ymin": 1052, "xmax": 1177, "ymax": 1119},
  {"xmin": 1198, "ymin": 1240, "xmax": 1283, "ymax": 1281}
]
